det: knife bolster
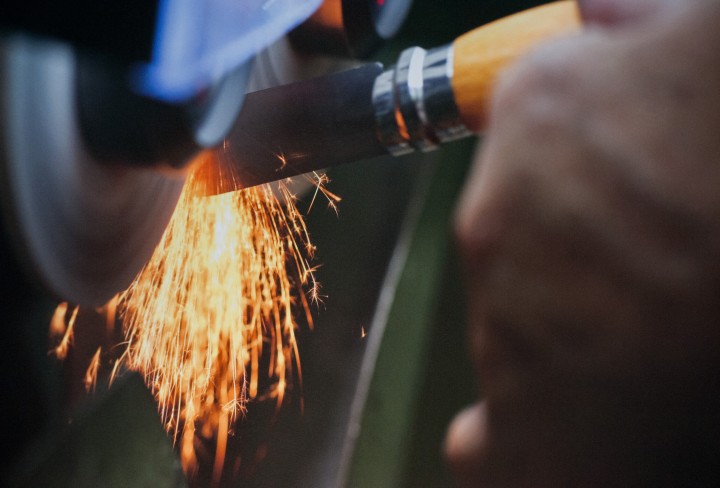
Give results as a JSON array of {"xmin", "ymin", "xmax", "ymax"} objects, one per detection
[{"xmin": 372, "ymin": 44, "xmax": 472, "ymax": 156}]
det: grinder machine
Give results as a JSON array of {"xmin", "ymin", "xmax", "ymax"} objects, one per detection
[{"xmin": 0, "ymin": 0, "xmax": 414, "ymax": 308}]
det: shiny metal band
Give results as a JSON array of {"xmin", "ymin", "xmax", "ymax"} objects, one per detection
[{"xmin": 372, "ymin": 44, "xmax": 471, "ymax": 156}]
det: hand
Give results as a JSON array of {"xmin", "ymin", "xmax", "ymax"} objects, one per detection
[{"xmin": 446, "ymin": 1, "xmax": 720, "ymax": 486}]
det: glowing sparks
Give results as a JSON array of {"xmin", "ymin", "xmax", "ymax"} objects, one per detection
[
  {"xmin": 112, "ymin": 164, "xmax": 324, "ymax": 478},
  {"xmin": 48, "ymin": 151, "xmax": 333, "ymax": 482}
]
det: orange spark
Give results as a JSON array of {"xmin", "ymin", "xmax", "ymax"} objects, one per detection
[
  {"xmin": 84, "ymin": 347, "xmax": 102, "ymax": 393},
  {"xmin": 50, "ymin": 302, "xmax": 78, "ymax": 360},
  {"xmin": 307, "ymin": 172, "xmax": 341, "ymax": 215},
  {"xmin": 50, "ymin": 301, "xmax": 69, "ymax": 337}
]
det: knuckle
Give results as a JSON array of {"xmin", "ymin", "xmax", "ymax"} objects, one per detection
[
  {"xmin": 453, "ymin": 192, "xmax": 505, "ymax": 270},
  {"xmin": 444, "ymin": 403, "xmax": 489, "ymax": 486},
  {"xmin": 491, "ymin": 39, "xmax": 583, "ymax": 122}
]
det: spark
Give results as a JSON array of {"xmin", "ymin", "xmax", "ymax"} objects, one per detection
[
  {"xmin": 101, "ymin": 295, "xmax": 119, "ymax": 334},
  {"xmin": 112, "ymin": 159, "xmax": 324, "ymax": 480},
  {"xmin": 49, "ymin": 301, "xmax": 69, "ymax": 337},
  {"xmin": 307, "ymin": 172, "xmax": 341, "ymax": 215},
  {"xmin": 50, "ymin": 302, "xmax": 78, "ymax": 360},
  {"xmin": 84, "ymin": 347, "xmax": 102, "ymax": 393}
]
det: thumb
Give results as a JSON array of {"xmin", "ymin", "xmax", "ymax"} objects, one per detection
[{"xmin": 444, "ymin": 402, "xmax": 489, "ymax": 487}]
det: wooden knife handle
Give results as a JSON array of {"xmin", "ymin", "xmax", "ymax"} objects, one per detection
[{"xmin": 452, "ymin": 1, "xmax": 581, "ymax": 132}]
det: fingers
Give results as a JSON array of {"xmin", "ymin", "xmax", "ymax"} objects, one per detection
[
  {"xmin": 452, "ymin": 143, "xmax": 507, "ymax": 272},
  {"xmin": 445, "ymin": 401, "xmax": 534, "ymax": 488},
  {"xmin": 444, "ymin": 402, "xmax": 488, "ymax": 488}
]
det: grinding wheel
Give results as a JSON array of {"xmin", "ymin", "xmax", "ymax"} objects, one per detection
[
  {"xmin": 0, "ymin": 33, "xmax": 355, "ymax": 308},
  {"xmin": 0, "ymin": 35, "xmax": 185, "ymax": 307}
]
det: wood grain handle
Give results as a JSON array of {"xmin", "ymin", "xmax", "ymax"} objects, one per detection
[{"xmin": 452, "ymin": 1, "xmax": 581, "ymax": 132}]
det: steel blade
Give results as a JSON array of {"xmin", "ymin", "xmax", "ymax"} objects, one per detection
[{"xmin": 196, "ymin": 62, "xmax": 387, "ymax": 195}]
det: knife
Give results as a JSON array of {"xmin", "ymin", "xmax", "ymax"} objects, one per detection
[{"xmin": 194, "ymin": 0, "xmax": 580, "ymax": 196}]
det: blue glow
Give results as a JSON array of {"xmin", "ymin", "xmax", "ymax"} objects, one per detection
[{"xmin": 133, "ymin": 0, "xmax": 322, "ymax": 102}]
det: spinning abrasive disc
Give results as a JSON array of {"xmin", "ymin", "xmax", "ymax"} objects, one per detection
[
  {"xmin": 0, "ymin": 36, "xmax": 185, "ymax": 307},
  {"xmin": 0, "ymin": 33, "xmax": 356, "ymax": 307}
]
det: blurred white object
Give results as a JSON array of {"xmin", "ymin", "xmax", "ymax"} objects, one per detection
[{"xmin": 135, "ymin": 0, "xmax": 323, "ymax": 101}]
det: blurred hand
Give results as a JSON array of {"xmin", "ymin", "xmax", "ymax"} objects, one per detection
[{"xmin": 446, "ymin": 0, "xmax": 720, "ymax": 486}]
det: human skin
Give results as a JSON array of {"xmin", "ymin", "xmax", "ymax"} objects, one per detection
[{"xmin": 445, "ymin": 0, "xmax": 720, "ymax": 486}]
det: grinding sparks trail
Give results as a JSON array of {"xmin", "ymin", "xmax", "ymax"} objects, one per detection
[
  {"xmin": 117, "ymin": 165, "xmax": 329, "ymax": 481},
  {"xmin": 50, "ymin": 157, "xmax": 340, "ymax": 484},
  {"xmin": 49, "ymin": 159, "xmax": 338, "ymax": 482}
]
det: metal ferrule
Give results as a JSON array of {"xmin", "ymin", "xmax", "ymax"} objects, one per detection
[{"xmin": 372, "ymin": 44, "xmax": 471, "ymax": 156}]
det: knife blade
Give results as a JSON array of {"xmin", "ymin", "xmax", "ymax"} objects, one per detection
[{"xmin": 194, "ymin": 1, "xmax": 580, "ymax": 196}]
